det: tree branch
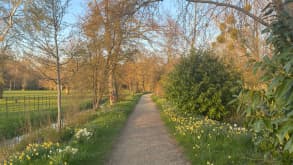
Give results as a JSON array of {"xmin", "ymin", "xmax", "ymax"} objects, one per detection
[
  {"xmin": 0, "ymin": 0, "xmax": 22, "ymax": 41},
  {"xmin": 186, "ymin": 0, "xmax": 269, "ymax": 26}
]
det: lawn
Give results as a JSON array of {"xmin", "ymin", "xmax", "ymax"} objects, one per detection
[
  {"xmin": 0, "ymin": 90, "xmax": 92, "ymax": 112},
  {"xmin": 0, "ymin": 90, "xmax": 92, "ymax": 139}
]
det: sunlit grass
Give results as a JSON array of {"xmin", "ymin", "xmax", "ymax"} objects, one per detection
[
  {"xmin": 152, "ymin": 95, "xmax": 274, "ymax": 165},
  {"xmin": 0, "ymin": 90, "xmax": 92, "ymax": 112},
  {"xmin": 0, "ymin": 90, "xmax": 92, "ymax": 139}
]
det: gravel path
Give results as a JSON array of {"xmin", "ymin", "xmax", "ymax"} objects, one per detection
[{"xmin": 107, "ymin": 94, "xmax": 190, "ymax": 165}]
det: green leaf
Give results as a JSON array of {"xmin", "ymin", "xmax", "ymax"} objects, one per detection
[
  {"xmin": 284, "ymin": 138, "xmax": 293, "ymax": 153},
  {"xmin": 253, "ymin": 119, "xmax": 264, "ymax": 132},
  {"xmin": 284, "ymin": 59, "xmax": 292, "ymax": 73}
]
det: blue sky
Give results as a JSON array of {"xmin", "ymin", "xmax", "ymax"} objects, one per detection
[
  {"xmin": 65, "ymin": 0, "xmax": 87, "ymax": 25},
  {"xmin": 64, "ymin": 0, "xmax": 218, "ymax": 48},
  {"xmin": 65, "ymin": 0, "xmax": 179, "ymax": 25}
]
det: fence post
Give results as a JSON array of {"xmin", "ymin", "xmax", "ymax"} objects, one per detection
[
  {"xmin": 34, "ymin": 96, "xmax": 36, "ymax": 111},
  {"xmin": 43, "ymin": 96, "xmax": 44, "ymax": 110},
  {"xmin": 23, "ymin": 96, "xmax": 26, "ymax": 112},
  {"xmin": 5, "ymin": 97, "xmax": 8, "ymax": 118},
  {"xmin": 37, "ymin": 96, "xmax": 40, "ymax": 111}
]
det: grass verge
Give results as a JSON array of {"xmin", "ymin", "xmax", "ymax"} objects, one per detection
[{"xmin": 152, "ymin": 95, "xmax": 276, "ymax": 165}]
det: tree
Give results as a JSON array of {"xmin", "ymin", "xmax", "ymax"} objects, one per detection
[
  {"xmin": 24, "ymin": 0, "xmax": 70, "ymax": 131},
  {"xmin": 0, "ymin": 50, "xmax": 6, "ymax": 98},
  {"xmin": 0, "ymin": 0, "xmax": 23, "ymax": 98},
  {"xmin": 119, "ymin": 51, "xmax": 163, "ymax": 93},
  {"xmin": 161, "ymin": 16, "xmax": 184, "ymax": 63},
  {"xmin": 84, "ymin": 0, "xmax": 160, "ymax": 105},
  {"xmin": 186, "ymin": 0, "xmax": 293, "ymax": 26},
  {"xmin": 0, "ymin": 0, "xmax": 22, "ymax": 42},
  {"xmin": 186, "ymin": 0, "xmax": 268, "ymax": 26},
  {"xmin": 211, "ymin": 5, "xmax": 265, "ymax": 89}
]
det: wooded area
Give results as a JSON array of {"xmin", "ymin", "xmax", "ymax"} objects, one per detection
[{"xmin": 0, "ymin": 0, "xmax": 292, "ymax": 164}]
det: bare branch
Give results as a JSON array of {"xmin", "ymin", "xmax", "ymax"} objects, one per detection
[
  {"xmin": 186, "ymin": 0, "xmax": 269, "ymax": 26},
  {"xmin": 0, "ymin": 0, "xmax": 22, "ymax": 41}
]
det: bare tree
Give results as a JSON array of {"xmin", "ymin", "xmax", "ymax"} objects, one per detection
[
  {"xmin": 84, "ymin": 0, "xmax": 161, "ymax": 105},
  {"xmin": 0, "ymin": 0, "xmax": 22, "ymax": 41},
  {"xmin": 24, "ymin": 0, "xmax": 70, "ymax": 131},
  {"xmin": 186, "ymin": 0, "xmax": 269, "ymax": 26},
  {"xmin": 0, "ymin": 0, "xmax": 23, "ymax": 98},
  {"xmin": 186, "ymin": 0, "xmax": 293, "ymax": 26}
]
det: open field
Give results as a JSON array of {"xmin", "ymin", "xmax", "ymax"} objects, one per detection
[
  {"xmin": 2, "ymin": 90, "xmax": 57, "ymax": 97},
  {"xmin": 0, "ymin": 90, "xmax": 93, "ymax": 139},
  {"xmin": 0, "ymin": 90, "xmax": 92, "ymax": 112}
]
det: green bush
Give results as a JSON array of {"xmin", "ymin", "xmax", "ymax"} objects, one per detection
[
  {"xmin": 238, "ymin": 7, "xmax": 293, "ymax": 163},
  {"xmin": 164, "ymin": 49, "xmax": 241, "ymax": 120}
]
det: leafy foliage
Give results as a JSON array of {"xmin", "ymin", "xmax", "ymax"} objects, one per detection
[
  {"xmin": 238, "ymin": 7, "xmax": 293, "ymax": 163},
  {"xmin": 164, "ymin": 50, "xmax": 242, "ymax": 120}
]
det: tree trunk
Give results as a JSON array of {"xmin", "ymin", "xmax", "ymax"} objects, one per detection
[
  {"xmin": 52, "ymin": 0, "xmax": 62, "ymax": 131},
  {"xmin": 54, "ymin": 25, "xmax": 61, "ymax": 130},
  {"xmin": 93, "ymin": 67, "xmax": 98, "ymax": 109},
  {"xmin": 108, "ymin": 68, "xmax": 117, "ymax": 105},
  {"xmin": 94, "ymin": 93, "xmax": 103, "ymax": 110},
  {"xmin": 94, "ymin": 78, "xmax": 104, "ymax": 110},
  {"xmin": 56, "ymin": 57, "xmax": 62, "ymax": 131},
  {"xmin": 190, "ymin": 3, "xmax": 198, "ymax": 49},
  {"xmin": 0, "ymin": 85, "xmax": 3, "ymax": 99},
  {"xmin": 9, "ymin": 80, "xmax": 12, "ymax": 91}
]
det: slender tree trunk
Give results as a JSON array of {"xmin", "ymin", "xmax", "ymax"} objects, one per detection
[
  {"xmin": 114, "ymin": 75, "xmax": 119, "ymax": 101},
  {"xmin": 0, "ymin": 70, "xmax": 4, "ymax": 99},
  {"xmin": 93, "ymin": 66, "xmax": 98, "ymax": 109},
  {"xmin": 108, "ymin": 67, "xmax": 116, "ymax": 105},
  {"xmin": 95, "ymin": 90, "xmax": 103, "ymax": 110},
  {"xmin": 56, "ymin": 55, "xmax": 62, "ymax": 131},
  {"xmin": 9, "ymin": 80, "xmax": 12, "ymax": 91},
  {"xmin": 104, "ymin": 0, "xmax": 116, "ymax": 106},
  {"xmin": 53, "ymin": 0, "xmax": 62, "ymax": 131},
  {"xmin": 191, "ymin": 3, "xmax": 197, "ymax": 49},
  {"xmin": 0, "ymin": 86, "xmax": 3, "ymax": 99},
  {"xmin": 56, "ymin": 56, "xmax": 62, "ymax": 130},
  {"xmin": 94, "ymin": 79, "xmax": 104, "ymax": 110}
]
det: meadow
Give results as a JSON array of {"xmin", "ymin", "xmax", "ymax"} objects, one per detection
[
  {"xmin": 0, "ymin": 90, "xmax": 92, "ymax": 139},
  {"xmin": 0, "ymin": 90, "xmax": 92, "ymax": 112}
]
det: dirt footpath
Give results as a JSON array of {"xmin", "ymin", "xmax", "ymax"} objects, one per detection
[{"xmin": 107, "ymin": 94, "xmax": 190, "ymax": 165}]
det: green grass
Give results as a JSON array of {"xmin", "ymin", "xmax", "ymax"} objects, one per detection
[
  {"xmin": 69, "ymin": 95, "xmax": 140, "ymax": 165},
  {"xmin": 2, "ymin": 93, "xmax": 142, "ymax": 165},
  {"xmin": 2, "ymin": 90, "xmax": 57, "ymax": 97},
  {"xmin": 0, "ymin": 90, "xmax": 92, "ymax": 112},
  {"xmin": 152, "ymin": 95, "xmax": 276, "ymax": 165},
  {"xmin": 0, "ymin": 110, "xmax": 57, "ymax": 139},
  {"xmin": 0, "ymin": 90, "xmax": 93, "ymax": 139}
]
